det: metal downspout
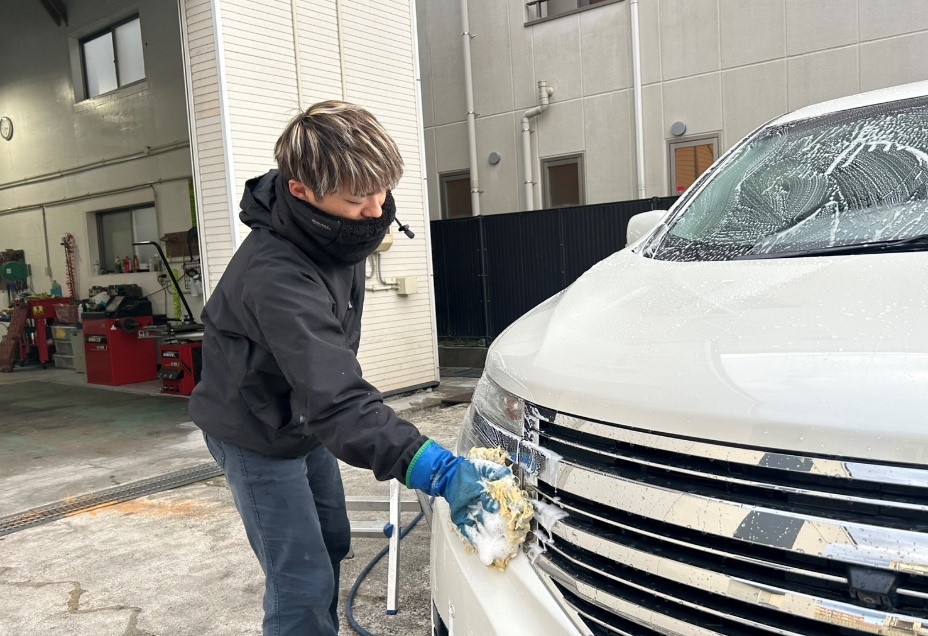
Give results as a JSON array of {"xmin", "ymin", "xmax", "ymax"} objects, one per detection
[
  {"xmin": 630, "ymin": 0, "xmax": 646, "ymax": 198},
  {"xmin": 521, "ymin": 113, "xmax": 534, "ymax": 209},
  {"xmin": 459, "ymin": 0, "xmax": 492, "ymax": 338},
  {"xmin": 460, "ymin": 0, "xmax": 480, "ymax": 215},
  {"xmin": 521, "ymin": 80, "xmax": 555, "ymax": 210}
]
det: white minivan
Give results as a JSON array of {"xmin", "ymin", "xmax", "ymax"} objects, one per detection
[{"xmin": 428, "ymin": 81, "xmax": 928, "ymax": 636}]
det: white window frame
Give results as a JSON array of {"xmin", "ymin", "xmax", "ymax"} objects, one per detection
[{"xmin": 78, "ymin": 15, "xmax": 145, "ymax": 100}]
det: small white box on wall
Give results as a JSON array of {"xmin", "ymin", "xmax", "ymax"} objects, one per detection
[{"xmin": 396, "ymin": 276, "xmax": 418, "ymax": 295}]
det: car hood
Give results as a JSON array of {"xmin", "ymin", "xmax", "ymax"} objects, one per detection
[{"xmin": 486, "ymin": 250, "xmax": 928, "ymax": 465}]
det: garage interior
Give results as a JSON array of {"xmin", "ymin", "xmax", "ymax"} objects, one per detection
[{"xmin": 1, "ymin": 0, "xmax": 206, "ymax": 397}]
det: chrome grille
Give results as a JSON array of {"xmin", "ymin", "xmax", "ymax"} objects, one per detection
[{"xmin": 525, "ymin": 406, "xmax": 928, "ymax": 636}]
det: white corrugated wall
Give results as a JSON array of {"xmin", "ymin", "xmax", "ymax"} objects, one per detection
[
  {"xmin": 296, "ymin": 0, "xmax": 344, "ymax": 103},
  {"xmin": 182, "ymin": 0, "xmax": 236, "ymax": 289},
  {"xmin": 180, "ymin": 0, "xmax": 439, "ymax": 393},
  {"xmin": 336, "ymin": 0, "xmax": 438, "ymax": 390}
]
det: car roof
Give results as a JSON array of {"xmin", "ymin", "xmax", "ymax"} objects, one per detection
[{"xmin": 770, "ymin": 80, "xmax": 928, "ymax": 126}]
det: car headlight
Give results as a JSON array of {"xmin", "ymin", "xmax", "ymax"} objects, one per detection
[
  {"xmin": 457, "ymin": 374, "xmax": 561, "ymax": 483},
  {"xmin": 472, "ymin": 375, "xmax": 525, "ymax": 435},
  {"xmin": 456, "ymin": 375, "xmax": 525, "ymax": 456}
]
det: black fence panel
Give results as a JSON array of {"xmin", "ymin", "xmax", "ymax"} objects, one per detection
[
  {"xmin": 431, "ymin": 196, "xmax": 678, "ymax": 341},
  {"xmin": 430, "ymin": 217, "xmax": 485, "ymax": 339},
  {"xmin": 560, "ymin": 197, "xmax": 676, "ymax": 284},
  {"xmin": 483, "ymin": 209, "xmax": 563, "ymax": 339}
]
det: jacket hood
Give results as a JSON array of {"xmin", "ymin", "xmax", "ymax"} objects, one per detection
[
  {"xmin": 239, "ymin": 171, "xmax": 278, "ymax": 230},
  {"xmin": 239, "ymin": 170, "xmax": 396, "ymax": 266},
  {"xmin": 238, "ymin": 170, "xmax": 334, "ymax": 263}
]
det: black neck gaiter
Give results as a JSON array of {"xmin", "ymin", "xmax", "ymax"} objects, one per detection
[{"xmin": 272, "ymin": 176, "xmax": 396, "ymax": 265}]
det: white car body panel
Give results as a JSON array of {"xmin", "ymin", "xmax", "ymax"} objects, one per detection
[
  {"xmin": 430, "ymin": 498, "xmax": 583, "ymax": 635},
  {"xmin": 486, "ymin": 249, "xmax": 928, "ymax": 465},
  {"xmin": 431, "ymin": 82, "xmax": 928, "ymax": 635},
  {"xmin": 771, "ymin": 79, "xmax": 928, "ymax": 125}
]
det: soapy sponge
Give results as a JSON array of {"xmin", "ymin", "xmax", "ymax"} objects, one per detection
[{"xmin": 454, "ymin": 447, "xmax": 534, "ymax": 570}]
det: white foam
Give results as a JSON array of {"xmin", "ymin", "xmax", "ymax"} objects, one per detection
[
  {"xmin": 533, "ymin": 499, "xmax": 568, "ymax": 535},
  {"xmin": 458, "ymin": 471, "xmax": 532, "ymax": 568},
  {"xmin": 465, "ymin": 509, "xmax": 514, "ymax": 567},
  {"xmin": 524, "ymin": 500, "xmax": 569, "ymax": 563}
]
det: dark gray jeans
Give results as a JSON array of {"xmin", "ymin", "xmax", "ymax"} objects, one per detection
[{"xmin": 203, "ymin": 432, "xmax": 351, "ymax": 635}]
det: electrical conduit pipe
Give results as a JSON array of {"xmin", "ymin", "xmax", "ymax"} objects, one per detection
[
  {"xmin": 630, "ymin": 0, "xmax": 646, "ymax": 198},
  {"xmin": 521, "ymin": 81, "xmax": 555, "ymax": 211},
  {"xmin": 460, "ymin": 0, "xmax": 480, "ymax": 215}
]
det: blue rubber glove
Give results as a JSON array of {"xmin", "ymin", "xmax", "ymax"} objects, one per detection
[{"xmin": 406, "ymin": 440, "xmax": 512, "ymax": 530}]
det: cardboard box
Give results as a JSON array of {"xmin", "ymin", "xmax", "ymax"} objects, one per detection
[
  {"xmin": 162, "ymin": 231, "xmax": 199, "ymax": 259},
  {"xmin": 54, "ymin": 304, "xmax": 81, "ymax": 324}
]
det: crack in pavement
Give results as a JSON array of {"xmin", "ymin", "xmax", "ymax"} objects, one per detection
[{"xmin": 0, "ymin": 575, "xmax": 154, "ymax": 635}]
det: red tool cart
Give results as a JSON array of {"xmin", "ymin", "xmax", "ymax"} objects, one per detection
[{"xmin": 18, "ymin": 298, "xmax": 74, "ymax": 367}]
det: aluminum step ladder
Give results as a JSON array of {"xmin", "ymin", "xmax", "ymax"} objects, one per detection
[
  {"xmin": 0, "ymin": 304, "xmax": 28, "ymax": 372},
  {"xmin": 346, "ymin": 479, "xmax": 421, "ymax": 614}
]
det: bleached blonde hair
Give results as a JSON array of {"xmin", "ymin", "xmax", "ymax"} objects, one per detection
[{"xmin": 274, "ymin": 100, "xmax": 404, "ymax": 199}]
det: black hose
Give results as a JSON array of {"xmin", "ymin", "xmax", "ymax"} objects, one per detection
[{"xmin": 346, "ymin": 510, "xmax": 425, "ymax": 636}]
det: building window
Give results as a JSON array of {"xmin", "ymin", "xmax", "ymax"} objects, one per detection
[
  {"xmin": 81, "ymin": 16, "xmax": 145, "ymax": 99},
  {"xmin": 542, "ymin": 155, "xmax": 584, "ymax": 208},
  {"xmin": 670, "ymin": 137, "xmax": 718, "ymax": 195},
  {"xmin": 440, "ymin": 171, "xmax": 473, "ymax": 219},
  {"xmin": 96, "ymin": 206, "xmax": 158, "ymax": 273},
  {"xmin": 526, "ymin": 0, "xmax": 617, "ymax": 23}
]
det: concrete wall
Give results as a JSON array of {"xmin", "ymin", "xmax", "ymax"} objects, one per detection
[
  {"xmin": 181, "ymin": 0, "xmax": 439, "ymax": 392},
  {"xmin": 417, "ymin": 0, "xmax": 928, "ymax": 217},
  {"xmin": 0, "ymin": 0, "xmax": 202, "ymax": 320}
]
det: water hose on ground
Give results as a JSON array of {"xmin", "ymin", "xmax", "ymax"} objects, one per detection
[{"xmin": 346, "ymin": 510, "xmax": 425, "ymax": 636}]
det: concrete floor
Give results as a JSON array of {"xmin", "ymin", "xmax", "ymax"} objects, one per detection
[{"xmin": 0, "ymin": 364, "xmax": 478, "ymax": 635}]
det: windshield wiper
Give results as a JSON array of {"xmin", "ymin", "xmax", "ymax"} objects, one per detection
[{"xmin": 733, "ymin": 234, "xmax": 928, "ymax": 260}]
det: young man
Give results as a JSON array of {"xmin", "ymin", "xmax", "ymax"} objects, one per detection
[{"xmin": 190, "ymin": 101, "xmax": 507, "ymax": 635}]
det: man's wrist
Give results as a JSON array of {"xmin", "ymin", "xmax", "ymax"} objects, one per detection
[{"xmin": 406, "ymin": 439, "xmax": 445, "ymax": 493}]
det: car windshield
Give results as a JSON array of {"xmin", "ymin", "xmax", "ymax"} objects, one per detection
[{"xmin": 646, "ymin": 96, "xmax": 928, "ymax": 261}]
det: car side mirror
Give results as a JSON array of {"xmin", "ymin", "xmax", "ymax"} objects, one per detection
[{"xmin": 626, "ymin": 210, "xmax": 668, "ymax": 246}]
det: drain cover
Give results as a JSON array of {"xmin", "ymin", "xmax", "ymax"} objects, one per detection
[{"xmin": 0, "ymin": 463, "xmax": 223, "ymax": 537}]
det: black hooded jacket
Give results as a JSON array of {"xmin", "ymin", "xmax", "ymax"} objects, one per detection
[{"xmin": 189, "ymin": 171, "xmax": 428, "ymax": 483}]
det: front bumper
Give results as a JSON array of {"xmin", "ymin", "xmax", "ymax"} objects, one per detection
[{"xmin": 429, "ymin": 497, "xmax": 583, "ymax": 636}]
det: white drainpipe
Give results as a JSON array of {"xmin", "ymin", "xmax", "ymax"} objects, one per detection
[
  {"xmin": 460, "ymin": 0, "xmax": 480, "ymax": 215},
  {"xmin": 630, "ymin": 0, "xmax": 646, "ymax": 198},
  {"xmin": 521, "ymin": 81, "xmax": 555, "ymax": 210}
]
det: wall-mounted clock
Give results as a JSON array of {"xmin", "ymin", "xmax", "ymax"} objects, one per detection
[{"xmin": 0, "ymin": 117, "xmax": 12, "ymax": 141}]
